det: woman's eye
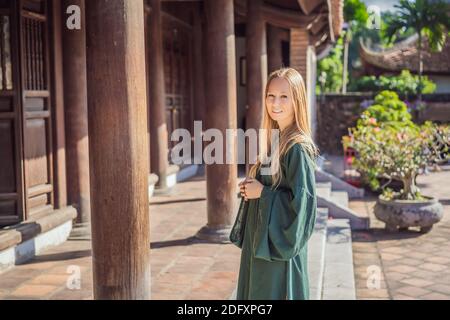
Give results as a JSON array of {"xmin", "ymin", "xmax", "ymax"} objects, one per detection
[{"xmin": 281, "ymin": 95, "xmax": 288, "ymax": 99}]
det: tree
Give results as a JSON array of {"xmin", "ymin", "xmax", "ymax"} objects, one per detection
[
  {"xmin": 344, "ymin": 0, "xmax": 368, "ymax": 24},
  {"xmin": 380, "ymin": 11, "xmax": 415, "ymax": 47},
  {"xmin": 342, "ymin": 0, "xmax": 369, "ymax": 93},
  {"xmin": 384, "ymin": 0, "xmax": 450, "ymax": 100},
  {"xmin": 317, "ymin": 0, "xmax": 368, "ymax": 94},
  {"xmin": 316, "ymin": 37, "xmax": 344, "ymax": 93},
  {"xmin": 349, "ymin": 91, "xmax": 449, "ymax": 200}
]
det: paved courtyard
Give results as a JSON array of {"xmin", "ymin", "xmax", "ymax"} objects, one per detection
[
  {"xmin": 0, "ymin": 165, "xmax": 449, "ymax": 300},
  {"xmin": 350, "ymin": 164, "xmax": 450, "ymax": 300},
  {"xmin": 0, "ymin": 175, "xmax": 241, "ymax": 300}
]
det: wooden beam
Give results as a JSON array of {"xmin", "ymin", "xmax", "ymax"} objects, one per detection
[
  {"xmin": 309, "ymin": 16, "xmax": 328, "ymax": 35},
  {"xmin": 234, "ymin": 0, "xmax": 324, "ymax": 29},
  {"xmin": 311, "ymin": 32, "xmax": 329, "ymax": 47},
  {"xmin": 298, "ymin": 0, "xmax": 323, "ymax": 15},
  {"xmin": 86, "ymin": 0, "xmax": 151, "ymax": 300},
  {"xmin": 316, "ymin": 42, "xmax": 333, "ymax": 58}
]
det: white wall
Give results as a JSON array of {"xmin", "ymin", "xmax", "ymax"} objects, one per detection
[{"xmin": 429, "ymin": 75, "xmax": 450, "ymax": 93}]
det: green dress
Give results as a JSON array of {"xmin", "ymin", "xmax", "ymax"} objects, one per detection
[{"xmin": 231, "ymin": 143, "xmax": 317, "ymax": 300}]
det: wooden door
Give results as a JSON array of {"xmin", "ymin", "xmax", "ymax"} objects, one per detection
[
  {"xmin": 0, "ymin": 0, "xmax": 24, "ymax": 226},
  {"xmin": 162, "ymin": 16, "xmax": 193, "ymax": 150},
  {"xmin": 19, "ymin": 0, "xmax": 54, "ymax": 219}
]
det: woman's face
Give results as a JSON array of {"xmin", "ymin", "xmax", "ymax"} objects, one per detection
[{"xmin": 266, "ymin": 77, "xmax": 295, "ymax": 131}]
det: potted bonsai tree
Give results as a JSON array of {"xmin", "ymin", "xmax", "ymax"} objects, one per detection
[{"xmin": 348, "ymin": 91, "xmax": 449, "ymax": 232}]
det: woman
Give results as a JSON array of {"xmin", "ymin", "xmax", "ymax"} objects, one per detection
[{"xmin": 230, "ymin": 67, "xmax": 318, "ymax": 300}]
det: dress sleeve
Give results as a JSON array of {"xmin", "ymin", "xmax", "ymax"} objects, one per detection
[{"xmin": 253, "ymin": 143, "xmax": 317, "ymax": 262}]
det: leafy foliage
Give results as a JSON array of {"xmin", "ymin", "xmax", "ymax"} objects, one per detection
[
  {"xmin": 357, "ymin": 91, "xmax": 414, "ymax": 128},
  {"xmin": 383, "ymin": 0, "xmax": 450, "ymax": 97},
  {"xmin": 347, "ymin": 91, "xmax": 449, "ymax": 200},
  {"xmin": 316, "ymin": 37, "xmax": 344, "ymax": 94},
  {"xmin": 349, "ymin": 70, "xmax": 436, "ymax": 95},
  {"xmin": 384, "ymin": 0, "xmax": 450, "ymax": 52},
  {"xmin": 344, "ymin": 0, "xmax": 369, "ymax": 25}
]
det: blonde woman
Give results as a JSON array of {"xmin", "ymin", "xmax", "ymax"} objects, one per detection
[{"xmin": 230, "ymin": 67, "xmax": 318, "ymax": 300}]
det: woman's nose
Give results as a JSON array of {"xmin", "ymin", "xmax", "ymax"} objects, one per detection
[{"xmin": 271, "ymin": 96, "xmax": 280, "ymax": 105}]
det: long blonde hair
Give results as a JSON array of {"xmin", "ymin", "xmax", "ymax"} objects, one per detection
[{"xmin": 249, "ymin": 68, "xmax": 319, "ymax": 187}]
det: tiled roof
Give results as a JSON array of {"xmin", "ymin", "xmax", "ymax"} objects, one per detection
[{"xmin": 360, "ymin": 34, "xmax": 450, "ymax": 74}]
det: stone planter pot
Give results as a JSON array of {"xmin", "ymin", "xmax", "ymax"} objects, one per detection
[{"xmin": 374, "ymin": 196, "xmax": 444, "ymax": 233}]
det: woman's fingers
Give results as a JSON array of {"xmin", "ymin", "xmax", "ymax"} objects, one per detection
[
  {"xmin": 239, "ymin": 178, "xmax": 258, "ymax": 201},
  {"xmin": 240, "ymin": 183, "xmax": 246, "ymax": 198},
  {"xmin": 238, "ymin": 177, "xmax": 254, "ymax": 187},
  {"xmin": 239, "ymin": 178, "xmax": 249, "ymax": 186}
]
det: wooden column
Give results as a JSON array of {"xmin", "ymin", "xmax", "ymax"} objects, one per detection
[
  {"xmin": 267, "ymin": 24, "xmax": 283, "ymax": 73},
  {"xmin": 148, "ymin": 0, "xmax": 169, "ymax": 189},
  {"xmin": 50, "ymin": 0, "xmax": 67, "ymax": 209},
  {"xmin": 86, "ymin": 0, "xmax": 151, "ymax": 300},
  {"xmin": 62, "ymin": 0, "xmax": 91, "ymax": 228},
  {"xmin": 245, "ymin": 0, "xmax": 267, "ymax": 165},
  {"xmin": 197, "ymin": 0, "xmax": 237, "ymax": 242},
  {"xmin": 290, "ymin": 28, "xmax": 317, "ymax": 138},
  {"xmin": 307, "ymin": 46, "xmax": 317, "ymax": 141},
  {"xmin": 193, "ymin": 5, "xmax": 206, "ymax": 124}
]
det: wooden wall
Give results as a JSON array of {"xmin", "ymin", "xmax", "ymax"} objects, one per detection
[{"xmin": 0, "ymin": 0, "xmax": 56, "ymax": 226}]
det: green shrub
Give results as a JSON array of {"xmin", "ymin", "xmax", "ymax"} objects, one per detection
[
  {"xmin": 357, "ymin": 90, "xmax": 414, "ymax": 129},
  {"xmin": 350, "ymin": 70, "xmax": 436, "ymax": 95},
  {"xmin": 348, "ymin": 90, "xmax": 449, "ymax": 200}
]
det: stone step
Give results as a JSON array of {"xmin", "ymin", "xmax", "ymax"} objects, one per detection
[
  {"xmin": 317, "ymin": 194, "xmax": 370, "ymax": 230},
  {"xmin": 315, "ymin": 170, "xmax": 369, "ymax": 230},
  {"xmin": 308, "ymin": 207, "xmax": 329, "ymax": 300},
  {"xmin": 0, "ymin": 207, "xmax": 77, "ymax": 274},
  {"xmin": 330, "ymin": 191, "xmax": 349, "ymax": 207},
  {"xmin": 316, "ymin": 182, "xmax": 332, "ymax": 199},
  {"xmin": 322, "ymin": 219, "xmax": 356, "ymax": 300},
  {"xmin": 315, "ymin": 169, "xmax": 364, "ymax": 199}
]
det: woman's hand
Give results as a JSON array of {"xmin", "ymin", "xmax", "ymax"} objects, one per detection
[{"xmin": 239, "ymin": 178, "xmax": 264, "ymax": 201}]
